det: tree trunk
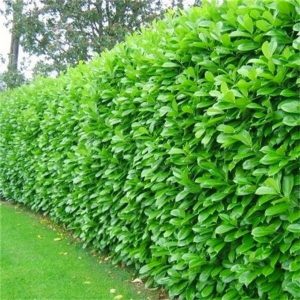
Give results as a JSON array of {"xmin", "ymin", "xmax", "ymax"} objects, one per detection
[{"xmin": 7, "ymin": 0, "xmax": 23, "ymax": 74}]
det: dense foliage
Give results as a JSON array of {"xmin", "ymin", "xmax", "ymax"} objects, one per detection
[{"xmin": 0, "ymin": 0, "xmax": 299, "ymax": 299}]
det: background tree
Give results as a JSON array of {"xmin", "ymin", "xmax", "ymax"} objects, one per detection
[
  {"xmin": 1, "ymin": 0, "xmax": 200, "ymax": 85},
  {"xmin": 20, "ymin": 0, "xmax": 167, "ymax": 75},
  {"xmin": 1, "ymin": 0, "xmax": 25, "ymax": 89}
]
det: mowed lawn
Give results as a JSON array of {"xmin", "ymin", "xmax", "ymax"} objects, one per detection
[{"xmin": 0, "ymin": 202, "xmax": 158, "ymax": 300}]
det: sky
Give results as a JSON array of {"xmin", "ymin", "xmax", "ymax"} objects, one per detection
[
  {"xmin": 0, "ymin": 1, "xmax": 11, "ymax": 73},
  {"xmin": 0, "ymin": 0, "xmax": 195, "ymax": 77}
]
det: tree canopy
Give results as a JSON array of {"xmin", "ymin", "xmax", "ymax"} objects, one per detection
[{"xmin": 1, "ymin": 0, "xmax": 199, "ymax": 89}]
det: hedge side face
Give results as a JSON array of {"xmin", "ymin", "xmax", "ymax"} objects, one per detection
[{"xmin": 0, "ymin": 0, "xmax": 299, "ymax": 299}]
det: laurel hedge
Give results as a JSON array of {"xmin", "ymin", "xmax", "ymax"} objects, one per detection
[{"xmin": 0, "ymin": 0, "xmax": 299, "ymax": 299}]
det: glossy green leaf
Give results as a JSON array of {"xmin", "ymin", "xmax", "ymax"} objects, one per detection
[
  {"xmin": 283, "ymin": 175, "xmax": 294, "ymax": 197},
  {"xmin": 237, "ymin": 41, "xmax": 259, "ymax": 51},
  {"xmin": 265, "ymin": 203, "xmax": 289, "ymax": 216},
  {"xmin": 256, "ymin": 20, "xmax": 271, "ymax": 32},
  {"xmin": 215, "ymin": 224, "xmax": 235, "ymax": 234},
  {"xmin": 262, "ymin": 40, "xmax": 277, "ymax": 59},
  {"xmin": 287, "ymin": 224, "xmax": 300, "ymax": 233},
  {"xmin": 279, "ymin": 101, "xmax": 300, "ymax": 113},
  {"xmin": 252, "ymin": 225, "xmax": 276, "ymax": 237},
  {"xmin": 162, "ymin": 62, "xmax": 179, "ymax": 68}
]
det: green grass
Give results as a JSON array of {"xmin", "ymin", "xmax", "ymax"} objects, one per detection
[{"xmin": 0, "ymin": 202, "xmax": 159, "ymax": 300}]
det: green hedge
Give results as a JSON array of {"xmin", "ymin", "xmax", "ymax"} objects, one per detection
[{"xmin": 1, "ymin": 0, "xmax": 299, "ymax": 299}]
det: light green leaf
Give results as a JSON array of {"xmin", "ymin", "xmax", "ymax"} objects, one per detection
[
  {"xmin": 279, "ymin": 101, "xmax": 300, "ymax": 113},
  {"xmin": 283, "ymin": 175, "xmax": 294, "ymax": 197},
  {"xmin": 255, "ymin": 186, "xmax": 277, "ymax": 195},
  {"xmin": 201, "ymin": 285, "xmax": 214, "ymax": 297},
  {"xmin": 287, "ymin": 224, "xmax": 300, "ymax": 233},
  {"xmin": 256, "ymin": 20, "xmax": 271, "ymax": 32},
  {"xmin": 162, "ymin": 62, "xmax": 179, "ymax": 68},
  {"xmin": 283, "ymin": 115, "xmax": 300, "ymax": 126},
  {"xmin": 277, "ymin": 1, "xmax": 294, "ymax": 15},
  {"xmin": 293, "ymin": 23, "xmax": 300, "ymax": 32},
  {"xmin": 232, "ymin": 130, "xmax": 252, "ymax": 147},
  {"xmin": 205, "ymin": 71, "xmax": 214, "ymax": 82},
  {"xmin": 243, "ymin": 14, "xmax": 254, "ymax": 33},
  {"xmin": 237, "ymin": 41, "xmax": 259, "ymax": 51},
  {"xmin": 251, "ymin": 225, "xmax": 276, "ymax": 237},
  {"xmin": 169, "ymin": 147, "xmax": 185, "ymax": 155},
  {"xmin": 222, "ymin": 290, "xmax": 239, "ymax": 300},
  {"xmin": 139, "ymin": 265, "xmax": 150, "ymax": 274},
  {"xmin": 262, "ymin": 40, "xmax": 277, "ymax": 59},
  {"xmin": 215, "ymin": 224, "xmax": 235, "ymax": 234},
  {"xmin": 265, "ymin": 203, "xmax": 288, "ymax": 216},
  {"xmin": 239, "ymin": 271, "xmax": 257, "ymax": 286},
  {"xmin": 217, "ymin": 124, "xmax": 235, "ymax": 133}
]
